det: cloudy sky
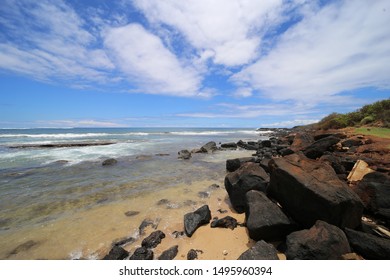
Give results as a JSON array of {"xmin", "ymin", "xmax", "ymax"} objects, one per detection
[{"xmin": 0, "ymin": 0, "xmax": 389, "ymax": 128}]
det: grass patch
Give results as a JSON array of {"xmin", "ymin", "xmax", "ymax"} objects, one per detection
[{"xmin": 354, "ymin": 127, "xmax": 390, "ymax": 139}]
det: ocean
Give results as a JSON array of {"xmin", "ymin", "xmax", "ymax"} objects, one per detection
[{"xmin": 0, "ymin": 127, "xmax": 269, "ymax": 259}]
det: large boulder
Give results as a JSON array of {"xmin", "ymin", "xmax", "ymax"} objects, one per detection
[
  {"xmin": 201, "ymin": 141, "xmax": 217, "ymax": 153},
  {"xmin": 184, "ymin": 205, "xmax": 211, "ymax": 237},
  {"xmin": 345, "ymin": 228, "xmax": 390, "ymax": 260},
  {"xmin": 245, "ymin": 190, "xmax": 295, "ymax": 241},
  {"xmin": 238, "ymin": 240, "xmax": 279, "ymax": 260},
  {"xmin": 303, "ymin": 136, "xmax": 340, "ymax": 159},
  {"xmin": 268, "ymin": 153, "xmax": 363, "ymax": 229},
  {"xmin": 225, "ymin": 162, "xmax": 270, "ymax": 213},
  {"xmin": 290, "ymin": 133, "xmax": 314, "ymax": 152},
  {"xmin": 286, "ymin": 220, "xmax": 351, "ymax": 260},
  {"xmin": 141, "ymin": 230, "xmax": 166, "ymax": 249},
  {"xmin": 226, "ymin": 157, "xmax": 256, "ymax": 172},
  {"xmin": 350, "ymin": 172, "xmax": 390, "ymax": 213}
]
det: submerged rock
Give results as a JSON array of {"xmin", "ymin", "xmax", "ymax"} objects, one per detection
[
  {"xmin": 238, "ymin": 240, "xmax": 279, "ymax": 260},
  {"xmin": 286, "ymin": 220, "xmax": 351, "ymax": 260},
  {"xmin": 201, "ymin": 141, "xmax": 217, "ymax": 153},
  {"xmin": 178, "ymin": 150, "xmax": 191, "ymax": 160},
  {"xmin": 8, "ymin": 240, "xmax": 39, "ymax": 257},
  {"xmin": 102, "ymin": 158, "xmax": 117, "ymax": 166},
  {"xmin": 124, "ymin": 210, "xmax": 140, "ymax": 217},
  {"xmin": 184, "ymin": 205, "xmax": 211, "ymax": 237}
]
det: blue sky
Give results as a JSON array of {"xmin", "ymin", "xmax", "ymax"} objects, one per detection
[{"xmin": 0, "ymin": 0, "xmax": 389, "ymax": 128}]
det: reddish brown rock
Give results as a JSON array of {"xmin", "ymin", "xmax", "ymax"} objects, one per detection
[{"xmin": 268, "ymin": 153, "xmax": 363, "ymax": 228}]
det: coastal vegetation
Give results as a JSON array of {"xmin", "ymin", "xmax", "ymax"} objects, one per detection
[{"xmin": 315, "ymin": 99, "xmax": 390, "ymax": 130}]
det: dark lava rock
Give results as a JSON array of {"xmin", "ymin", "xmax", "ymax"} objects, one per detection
[
  {"xmin": 320, "ymin": 154, "xmax": 346, "ymax": 174},
  {"xmin": 226, "ymin": 157, "xmax": 256, "ymax": 172},
  {"xmin": 314, "ymin": 133, "xmax": 347, "ymax": 141},
  {"xmin": 245, "ymin": 190, "xmax": 294, "ymax": 241},
  {"xmin": 201, "ymin": 141, "xmax": 217, "ymax": 153},
  {"xmin": 280, "ymin": 148, "xmax": 294, "ymax": 157},
  {"xmin": 303, "ymin": 136, "xmax": 340, "ymax": 159},
  {"xmin": 124, "ymin": 210, "xmax": 140, "ymax": 217},
  {"xmin": 129, "ymin": 247, "xmax": 154, "ymax": 260},
  {"xmin": 344, "ymin": 228, "xmax": 390, "ymax": 260},
  {"xmin": 187, "ymin": 249, "xmax": 203, "ymax": 260},
  {"xmin": 221, "ymin": 142, "xmax": 238, "ymax": 149},
  {"xmin": 184, "ymin": 205, "xmax": 211, "ymax": 237},
  {"xmin": 158, "ymin": 245, "xmax": 179, "ymax": 260},
  {"xmin": 341, "ymin": 137, "xmax": 364, "ymax": 148},
  {"xmin": 261, "ymin": 140, "xmax": 272, "ymax": 148},
  {"xmin": 351, "ymin": 172, "xmax": 390, "ymax": 213},
  {"xmin": 178, "ymin": 150, "xmax": 191, "ymax": 159},
  {"xmin": 238, "ymin": 240, "xmax": 279, "ymax": 260},
  {"xmin": 268, "ymin": 153, "xmax": 363, "ymax": 229},
  {"xmin": 112, "ymin": 236, "xmax": 136, "ymax": 247},
  {"xmin": 225, "ymin": 162, "xmax": 269, "ymax": 213},
  {"xmin": 210, "ymin": 216, "xmax": 238, "ymax": 230},
  {"xmin": 141, "ymin": 230, "xmax": 166, "ymax": 249},
  {"xmin": 102, "ymin": 158, "xmax": 118, "ymax": 166},
  {"xmin": 286, "ymin": 220, "xmax": 351, "ymax": 260},
  {"xmin": 103, "ymin": 245, "xmax": 129, "ymax": 260},
  {"xmin": 290, "ymin": 132, "xmax": 314, "ymax": 152},
  {"xmin": 237, "ymin": 140, "xmax": 258, "ymax": 150}
]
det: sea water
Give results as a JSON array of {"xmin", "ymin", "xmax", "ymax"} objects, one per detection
[{"xmin": 0, "ymin": 128, "xmax": 269, "ymax": 259}]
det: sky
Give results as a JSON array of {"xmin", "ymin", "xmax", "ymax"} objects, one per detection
[{"xmin": 0, "ymin": 0, "xmax": 389, "ymax": 128}]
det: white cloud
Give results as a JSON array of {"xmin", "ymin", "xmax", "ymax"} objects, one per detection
[
  {"xmin": 262, "ymin": 119, "xmax": 319, "ymax": 128},
  {"xmin": 104, "ymin": 23, "xmax": 205, "ymax": 97},
  {"xmin": 0, "ymin": 0, "xmax": 114, "ymax": 85},
  {"xmin": 233, "ymin": 0, "xmax": 390, "ymax": 102},
  {"xmin": 233, "ymin": 87, "xmax": 253, "ymax": 98},
  {"xmin": 132, "ymin": 0, "xmax": 285, "ymax": 67}
]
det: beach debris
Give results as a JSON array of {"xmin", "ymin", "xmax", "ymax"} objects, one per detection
[
  {"xmin": 224, "ymin": 162, "xmax": 269, "ymax": 213},
  {"xmin": 155, "ymin": 153, "xmax": 170, "ymax": 156},
  {"xmin": 268, "ymin": 153, "xmax": 363, "ymax": 229},
  {"xmin": 187, "ymin": 249, "xmax": 203, "ymax": 260},
  {"xmin": 347, "ymin": 160, "xmax": 375, "ymax": 182},
  {"xmin": 210, "ymin": 216, "xmax": 238, "ymax": 230},
  {"xmin": 246, "ymin": 191, "xmax": 295, "ymax": 241},
  {"xmin": 286, "ymin": 220, "xmax": 351, "ymax": 260},
  {"xmin": 217, "ymin": 209, "xmax": 228, "ymax": 214},
  {"xmin": 184, "ymin": 205, "xmax": 211, "ymax": 237},
  {"xmin": 102, "ymin": 158, "xmax": 117, "ymax": 166},
  {"xmin": 129, "ymin": 247, "xmax": 154, "ymax": 260},
  {"xmin": 345, "ymin": 228, "xmax": 390, "ymax": 260},
  {"xmin": 223, "ymin": 250, "xmax": 228, "ymax": 256},
  {"xmin": 238, "ymin": 240, "xmax": 279, "ymax": 260},
  {"xmin": 158, "ymin": 245, "xmax": 179, "ymax": 260},
  {"xmin": 102, "ymin": 245, "xmax": 129, "ymax": 260},
  {"xmin": 141, "ymin": 230, "xmax": 166, "ymax": 249},
  {"xmin": 124, "ymin": 210, "xmax": 140, "ymax": 217},
  {"xmin": 178, "ymin": 150, "xmax": 191, "ymax": 160}
]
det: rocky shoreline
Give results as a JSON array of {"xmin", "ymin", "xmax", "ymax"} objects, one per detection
[{"xmin": 102, "ymin": 128, "xmax": 390, "ymax": 260}]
